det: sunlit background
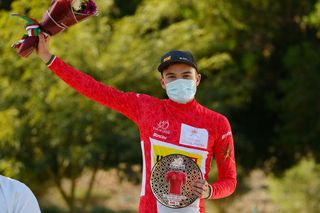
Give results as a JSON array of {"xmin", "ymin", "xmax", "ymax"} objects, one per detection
[{"xmin": 0, "ymin": 0, "xmax": 320, "ymax": 212}]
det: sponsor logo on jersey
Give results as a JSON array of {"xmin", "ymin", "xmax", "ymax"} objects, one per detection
[
  {"xmin": 153, "ymin": 133, "xmax": 167, "ymax": 140},
  {"xmin": 153, "ymin": 120, "xmax": 171, "ymax": 134},
  {"xmin": 221, "ymin": 131, "xmax": 232, "ymax": 140}
]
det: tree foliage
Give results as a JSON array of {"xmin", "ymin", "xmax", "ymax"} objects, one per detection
[
  {"xmin": 0, "ymin": 0, "xmax": 320, "ymax": 211},
  {"xmin": 269, "ymin": 158, "xmax": 320, "ymax": 212}
]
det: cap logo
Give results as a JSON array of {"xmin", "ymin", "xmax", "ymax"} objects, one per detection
[
  {"xmin": 179, "ymin": 57, "xmax": 189, "ymax": 61},
  {"xmin": 163, "ymin": 56, "xmax": 171, "ymax": 62}
]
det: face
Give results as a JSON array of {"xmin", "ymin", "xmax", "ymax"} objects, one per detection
[{"xmin": 160, "ymin": 63, "xmax": 201, "ymax": 90}]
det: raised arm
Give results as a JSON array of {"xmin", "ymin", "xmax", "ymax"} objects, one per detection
[{"xmin": 36, "ymin": 34, "xmax": 142, "ymax": 123}]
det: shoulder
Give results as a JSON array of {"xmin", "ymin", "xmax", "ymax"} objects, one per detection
[
  {"xmin": 0, "ymin": 175, "xmax": 26, "ymax": 194},
  {"xmin": 137, "ymin": 93, "xmax": 161, "ymax": 101},
  {"xmin": 135, "ymin": 93, "xmax": 165, "ymax": 107},
  {"xmin": 196, "ymin": 103, "xmax": 232, "ymax": 134},
  {"xmin": 198, "ymin": 103, "xmax": 229, "ymax": 122},
  {"xmin": 0, "ymin": 175, "xmax": 41, "ymax": 212},
  {"xmin": 0, "ymin": 175, "xmax": 30, "ymax": 194}
]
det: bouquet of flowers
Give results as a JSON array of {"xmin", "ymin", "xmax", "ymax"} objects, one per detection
[{"xmin": 12, "ymin": 0, "xmax": 97, "ymax": 57}]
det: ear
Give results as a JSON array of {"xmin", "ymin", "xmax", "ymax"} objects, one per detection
[
  {"xmin": 160, "ymin": 77, "xmax": 166, "ymax": 90},
  {"xmin": 196, "ymin": 73, "xmax": 201, "ymax": 87}
]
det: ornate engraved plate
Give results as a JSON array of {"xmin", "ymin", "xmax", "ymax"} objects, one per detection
[{"xmin": 150, "ymin": 154, "xmax": 203, "ymax": 208}]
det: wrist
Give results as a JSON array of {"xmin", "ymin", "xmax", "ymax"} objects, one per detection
[
  {"xmin": 45, "ymin": 54, "xmax": 56, "ymax": 66},
  {"xmin": 40, "ymin": 52, "xmax": 52, "ymax": 64},
  {"xmin": 206, "ymin": 185, "xmax": 213, "ymax": 199}
]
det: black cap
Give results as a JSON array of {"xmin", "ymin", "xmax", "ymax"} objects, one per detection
[{"xmin": 158, "ymin": 50, "xmax": 198, "ymax": 72}]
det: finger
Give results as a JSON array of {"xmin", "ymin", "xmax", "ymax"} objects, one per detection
[
  {"xmin": 40, "ymin": 33, "xmax": 46, "ymax": 40},
  {"xmin": 201, "ymin": 183, "xmax": 210, "ymax": 198},
  {"xmin": 192, "ymin": 182, "xmax": 205, "ymax": 198},
  {"xmin": 193, "ymin": 190, "xmax": 202, "ymax": 197},
  {"xmin": 39, "ymin": 33, "xmax": 48, "ymax": 43},
  {"xmin": 44, "ymin": 34, "xmax": 50, "ymax": 44},
  {"xmin": 38, "ymin": 33, "xmax": 44, "ymax": 42},
  {"xmin": 192, "ymin": 180, "xmax": 205, "ymax": 189},
  {"xmin": 194, "ymin": 181, "xmax": 211, "ymax": 198},
  {"xmin": 192, "ymin": 184, "xmax": 203, "ymax": 190},
  {"xmin": 39, "ymin": 34, "xmax": 46, "ymax": 48},
  {"xmin": 194, "ymin": 179, "xmax": 205, "ymax": 185},
  {"xmin": 203, "ymin": 181, "xmax": 212, "ymax": 198},
  {"xmin": 192, "ymin": 186, "xmax": 203, "ymax": 197},
  {"xmin": 37, "ymin": 34, "xmax": 43, "ymax": 51}
]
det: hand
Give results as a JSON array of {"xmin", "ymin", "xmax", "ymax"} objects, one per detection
[
  {"xmin": 36, "ymin": 33, "xmax": 52, "ymax": 63},
  {"xmin": 192, "ymin": 180, "xmax": 211, "ymax": 199}
]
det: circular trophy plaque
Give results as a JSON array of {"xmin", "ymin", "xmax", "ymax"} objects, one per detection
[{"xmin": 150, "ymin": 154, "xmax": 203, "ymax": 209}]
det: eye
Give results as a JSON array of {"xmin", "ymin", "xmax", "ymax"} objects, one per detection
[{"xmin": 167, "ymin": 75, "xmax": 176, "ymax": 79}]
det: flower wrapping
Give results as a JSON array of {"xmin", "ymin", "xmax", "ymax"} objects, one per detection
[{"xmin": 12, "ymin": 0, "xmax": 97, "ymax": 57}]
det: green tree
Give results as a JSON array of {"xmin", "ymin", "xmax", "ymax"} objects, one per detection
[
  {"xmin": 0, "ymin": 0, "xmax": 14, "ymax": 10},
  {"xmin": 1, "ymin": 0, "xmax": 320, "ymax": 212},
  {"xmin": 221, "ymin": 0, "xmax": 320, "ymax": 172},
  {"xmin": 269, "ymin": 158, "xmax": 320, "ymax": 212},
  {"xmin": 1, "ymin": 1, "xmax": 141, "ymax": 212}
]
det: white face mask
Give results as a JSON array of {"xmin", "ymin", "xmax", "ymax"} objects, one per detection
[{"xmin": 165, "ymin": 79, "xmax": 197, "ymax": 104}]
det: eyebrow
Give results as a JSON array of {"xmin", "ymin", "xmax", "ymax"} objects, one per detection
[
  {"xmin": 164, "ymin": 70, "xmax": 193, "ymax": 76},
  {"xmin": 181, "ymin": 71, "xmax": 193, "ymax": 75}
]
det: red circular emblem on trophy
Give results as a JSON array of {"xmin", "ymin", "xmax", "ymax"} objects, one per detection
[{"xmin": 150, "ymin": 154, "xmax": 203, "ymax": 208}]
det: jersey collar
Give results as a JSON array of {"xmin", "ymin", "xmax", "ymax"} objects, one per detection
[{"xmin": 166, "ymin": 98, "xmax": 198, "ymax": 110}]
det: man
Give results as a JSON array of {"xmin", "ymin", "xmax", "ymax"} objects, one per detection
[
  {"xmin": 0, "ymin": 175, "xmax": 41, "ymax": 213},
  {"xmin": 36, "ymin": 34, "xmax": 236, "ymax": 213}
]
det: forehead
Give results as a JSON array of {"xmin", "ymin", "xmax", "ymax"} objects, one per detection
[{"xmin": 162, "ymin": 63, "xmax": 196, "ymax": 75}]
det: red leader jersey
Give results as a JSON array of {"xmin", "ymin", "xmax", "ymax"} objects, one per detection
[
  {"xmin": 48, "ymin": 57, "xmax": 237, "ymax": 213},
  {"xmin": 166, "ymin": 171, "xmax": 186, "ymax": 195}
]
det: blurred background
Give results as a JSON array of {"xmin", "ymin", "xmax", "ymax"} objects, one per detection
[{"xmin": 0, "ymin": 0, "xmax": 320, "ymax": 212}]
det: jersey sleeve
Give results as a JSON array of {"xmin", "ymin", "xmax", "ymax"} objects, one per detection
[
  {"xmin": 48, "ymin": 56, "xmax": 141, "ymax": 123},
  {"xmin": 209, "ymin": 116, "xmax": 237, "ymax": 199}
]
